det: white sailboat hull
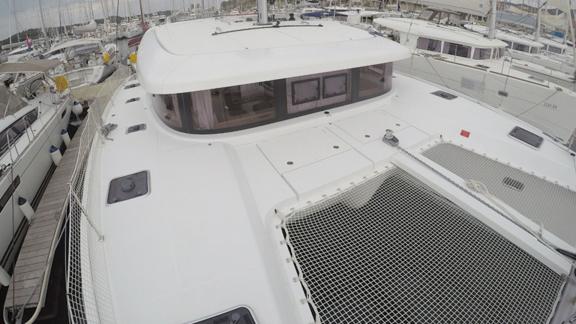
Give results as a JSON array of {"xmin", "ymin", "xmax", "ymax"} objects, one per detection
[{"xmin": 0, "ymin": 99, "xmax": 72, "ymax": 273}]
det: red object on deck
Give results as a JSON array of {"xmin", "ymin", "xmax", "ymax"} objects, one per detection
[{"xmin": 460, "ymin": 129, "xmax": 471, "ymax": 138}]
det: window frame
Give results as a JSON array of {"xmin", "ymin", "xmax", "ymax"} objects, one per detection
[
  {"xmin": 322, "ymin": 73, "xmax": 348, "ymax": 99},
  {"xmin": 416, "ymin": 37, "xmax": 443, "ymax": 53},
  {"xmin": 291, "ymin": 78, "xmax": 321, "ymax": 106},
  {"xmin": 155, "ymin": 63, "xmax": 393, "ymax": 134},
  {"xmin": 442, "ymin": 42, "xmax": 472, "ymax": 58}
]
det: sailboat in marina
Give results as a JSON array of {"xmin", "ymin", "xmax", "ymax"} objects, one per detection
[
  {"xmin": 58, "ymin": 0, "xmax": 576, "ymax": 323},
  {"xmin": 0, "ymin": 59, "xmax": 72, "ymax": 288}
]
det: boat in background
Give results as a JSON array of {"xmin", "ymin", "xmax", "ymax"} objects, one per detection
[
  {"xmin": 41, "ymin": 38, "xmax": 118, "ymax": 100},
  {"xmin": 375, "ymin": 17, "xmax": 576, "ymax": 145},
  {"xmin": 0, "ymin": 60, "xmax": 72, "ymax": 286}
]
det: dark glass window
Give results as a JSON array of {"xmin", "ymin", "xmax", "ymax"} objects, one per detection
[
  {"xmin": 530, "ymin": 47, "xmax": 539, "ymax": 54},
  {"xmin": 23, "ymin": 109, "xmax": 37, "ymax": 127},
  {"xmin": 442, "ymin": 42, "xmax": 471, "ymax": 58},
  {"xmin": 286, "ymin": 70, "xmax": 351, "ymax": 114},
  {"xmin": 155, "ymin": 64, "xmax": 392, "ymax": 133},
  {"xmin": 209, "ymin": 82, "xmax": 276, "ymax": 130},
  {"xmin": 547, "ymin": 45, "xmax": 563, "ymax": 54},
  {"xmin": 473, "ymin": 48, "xmax": 492, "ymax": 60},
  {"xmin": 158, "ymin": 94, "xmax": 183, "ymax": 130},
  {"xmin": 417, "ymin": 38, "xmax": 442, "ymax": 52},
  {"xmin": 291, "ymin": 79, "xmax": 320, "ymax": 105},
  {"xmin": 358, "ymin": 64, "xmax": 392, "ymax": 99},
  {"xmin": 323, "ymin": 74, "xmax": 347, "ymax": 98},
  {"xmin": 512, "ymin": 42, "xmax": 530, "ymax": 52}
]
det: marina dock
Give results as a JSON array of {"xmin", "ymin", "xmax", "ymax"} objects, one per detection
[{"xmin": 4, "ymin": 120, "xmax": 85, "ymax": 318}]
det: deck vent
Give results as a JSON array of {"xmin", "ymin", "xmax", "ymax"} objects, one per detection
[
  {"xmin": 107, "ymin": 171, "xmax": 149, "ymax": 204},
  {"xmin": 528, "ymin": 75, "xmax": 545, "ymax": 82},
  {"xmin": 126, "ymin": 123, "xmax": 146, "ymax": 134},
  {"xmin": 191, "ymin": 307, "xmax": 255, "ymax": 324},
  {"xmin": 509, "ymin": 126, "xmax": 543, "ymax": 148},
  {"xmin": 475, "ymin": 64, "xmax": 490, "ymax": 69},
  {"xmin": 502, "ymin": 176, "xmax": 525, "ymax": 191},
  {"xmin": 125, "ymin": 97, "xmax": 140, "ymax": 104},
  {"xmin": 282, "ymin": 168, "xmax": 564, "ymax": 324},
  {"xmin": 124, "ymin": 83, "xmax": 140, "ymax": 90},
  {"xmin": 423, "ymin": 143, "xmax": 576, "ymax": 247},
  {"xmin": 431, "ymin": 90, "xmax": 457, "ymax": 100}
]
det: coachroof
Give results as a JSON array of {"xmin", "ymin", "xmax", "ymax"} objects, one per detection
[
  {"xmin": 137, "ymin": 18, "xmax": 411, "ymax": 94},
  {"xmin": 375, "ymin": 17, "xmax": 508, "ymax": 48}
]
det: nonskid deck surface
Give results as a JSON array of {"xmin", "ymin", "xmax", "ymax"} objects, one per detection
[
  {"xmin": 283, "ymin": 168, "xmax": 564, "ymax": 323},
  {"xmin": 423, "ymin": 143, "xmax": 576, "ymax": 247}
]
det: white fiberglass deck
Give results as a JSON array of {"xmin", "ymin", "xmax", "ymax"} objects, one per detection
[{"xmin": 75, "ymin": 70, "xmax": 576, "ymax": 323}]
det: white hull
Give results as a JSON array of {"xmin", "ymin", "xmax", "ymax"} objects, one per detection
[
  {"xmin": 0, "ymin": 99, "xmax": 72, "ymax": 273},
  {"xmin": 396, "ymin": 55, "xmax": 576, "ymax": 142}
]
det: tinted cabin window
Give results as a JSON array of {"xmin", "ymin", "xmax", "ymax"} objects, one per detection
[
  {"xmin": 547, "ymin": 45, "xmax": 563, "ymax": 54},
  {"xmin": 209, "ymin": 82, "xmax": 276, "ymax": 129},
  {"xmin": 442, "ymin": 42, "xmax": 471, "ymax": 58},
  {"xmin": 358, "ymin": 64, "xmax": 392, "ymax": 99},
  {"xmin": 530, "ymin": 47, "xmax": 539, "ymax": 54},
  {"xmin": 512, "ymin": 43, "xmax": 530, "ymax": 52},
  {"xmin": 473, "ymin": 48, "xmax": 492, "ymax": 60},
  {"xmin": 417, "ymin": 37, "xmax": 442, "ymax": 52},
  {"xmin": 503, "ymin": 40, "xmax": 512, "ymax": 48},
  {"xmin": 155, "ymin": 63, "xmax": 392, "ymax": 133},
  {"xmin": 286, "ymin": 70, "xmax": 351, "ymax": 114},
  {"xmin": 158, "ymin": 94, "xmax": 184, "ymax": 130},
  {"xmin": 0, "ymin": 108, "xmax": 38, "ymax": 157}
]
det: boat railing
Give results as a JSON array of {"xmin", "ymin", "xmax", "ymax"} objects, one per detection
[{"xmin": 65, "ymin": 65, "xmax": 130, "ymax": 324}]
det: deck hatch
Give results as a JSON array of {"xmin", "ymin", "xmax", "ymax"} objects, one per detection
[
  {"xmin": 509, "ymin": 126, "xmax": 543, "ymax": 148},
  {"xmin": 124, "ymin": 83, "xmax": 140, "ymax": 90},
  {"xmin": 191, "ymin": 307, "xmax": 255, "ymax": 324},
  {"xmin": 107, "ymin": 171, "xmax": 149, "ymax": 204},
  {"xmin": 431, "ymin": 90, "xmax": 457, "ymax": 100},
  {"xmin": 423, "ymin": 143, "xmax": 576, "ymax": 247},
  {"xmin": 282, "ymin": 168, "xmax": 564, "ymax": 324},
  {"xmin": 126, "ymin": 123, "xmax": 146, "ymax": 134}
]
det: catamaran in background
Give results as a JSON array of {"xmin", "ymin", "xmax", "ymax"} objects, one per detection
[{"xmin": 374, "ymin": 0, "xmax": 576, "ymax": 148}]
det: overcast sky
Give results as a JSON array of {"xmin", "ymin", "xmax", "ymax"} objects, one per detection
[{"xmin": 1, "ymin": 0, "xmax": 575, "ymax": 40}]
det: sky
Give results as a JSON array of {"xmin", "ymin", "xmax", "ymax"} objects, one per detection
[{"xmin": 1, "ymin": 0, "xmax": 576, "ymax": 40}]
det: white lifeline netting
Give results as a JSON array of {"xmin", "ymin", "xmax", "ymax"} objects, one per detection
[
  {"xmin": 67, "ymin": 66, "xmax": 131, "ymax": 324},
  {"xmin": 281, "ymin": 168, "xmax": 565, "ymax": 324},
  {"xmin": 422, "ymin": 143, "xmax": 576, "ymax": 248}
]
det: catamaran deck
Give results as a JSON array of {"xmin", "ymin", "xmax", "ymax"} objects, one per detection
[{"xmin": 4, "ymin": 121, "xmax": 85, "ymax": 313}]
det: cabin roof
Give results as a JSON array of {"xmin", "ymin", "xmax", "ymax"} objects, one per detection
[
  {"xmin": 49, "ymin": 38, "xmax": 102, "ymax": 53},
  {"xmin": 136, "ymin": 18, "xmax": 411, "ymax": 94},
  {"xmin": 464, "ymin": 24, "xmax": 544, "ymax": 48},
  {"xmin": 374, "ymin": 18, "xmax": 508, "ymax": 48}
]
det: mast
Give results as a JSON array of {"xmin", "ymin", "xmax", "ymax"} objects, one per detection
[
  {"xmin": 39, "ymin": 0, "xmax": 48, "ymax": 38},
  {"xmin": 257, "ymin": 0, "xmax": 268, "ymax": 24},
  {"xmin": 535, "ymin": 0, "xmax": 542, "ymax": 42},
  {"xmin": 139, "ymin": 0, "xmax": 146, "ymax": 27},
  {"xmin": 488, "ymin": 0, "xmax": 497, "ymax": 39}
]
